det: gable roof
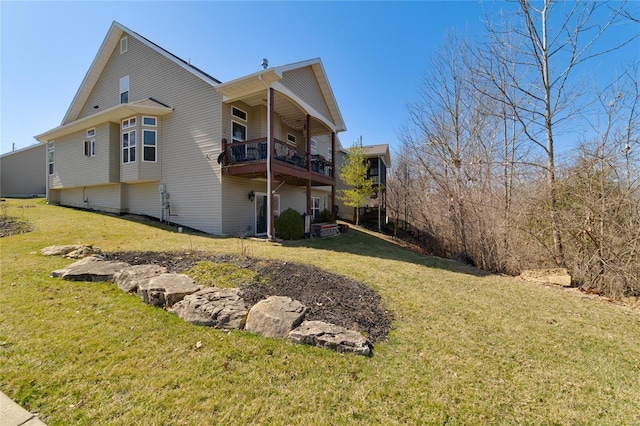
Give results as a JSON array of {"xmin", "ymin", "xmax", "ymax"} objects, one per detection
[
  {"xmin": 61, "ymin": 21, "xmax": 221, "ymax": 126},
  {"xmin": 216, "ymin": 58, "xmax": 346, "ymax": 133},
  {"xmin": 364, "ymin": 144, "xmax": 391, "ymax": 167}
]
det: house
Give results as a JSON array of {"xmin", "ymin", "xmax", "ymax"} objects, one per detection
[
  {"xmin": 0, "ymin": 144, "xmax": 46, "ymax": 198},
  {"xmin": 335, "ymin": 143, "xmax": 391, "ymax": 229},
  {"xmin": 35, "ymin": 21, "xmax": 346, "ymax": 238}
]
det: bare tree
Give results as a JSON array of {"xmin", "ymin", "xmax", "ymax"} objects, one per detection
[{"xmin": 478, "ymin": 0, "xmax": 636, "ymax": 267}]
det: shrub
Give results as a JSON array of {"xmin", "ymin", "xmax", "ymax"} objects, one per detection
[
  {"xmin": 318, "ymin": 208, "xmax": 333, "ymax": 223},
  {"xmin": 275, "ymin": 208, "xmax": 304, "ymax": 240}
]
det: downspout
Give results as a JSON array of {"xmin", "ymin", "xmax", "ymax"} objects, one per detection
[
  {"xmin": 377, "ymin": 155, "xmax": 381, "ymax": 231},
  {"xmin": 258, "ymin": 74, "xmax": 274, "ymax": 240}
]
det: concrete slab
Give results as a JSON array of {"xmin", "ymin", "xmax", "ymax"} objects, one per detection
[{"xmin": 0, "ymin": 391, "xmax": 47, "ymax": 426}]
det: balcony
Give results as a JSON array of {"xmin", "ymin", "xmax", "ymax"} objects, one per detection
[{"xmin": 222, "ymin": 137, "xmax": 334, "ymax": 186}]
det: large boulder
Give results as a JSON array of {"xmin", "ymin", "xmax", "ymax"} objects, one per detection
[
  {"xmin": 245, "ymin": 296, "xmax": 307, "ymax": 339},
  {"xmin": 170, "ymin": 287, "xmax": 248, "ymax": 329},
  {"xmin": 137, "ymin": 273, "xmax": 199, "ymax": 307},
  {"xmin": 50, "ymin": 257, "xmax": 129, "ymax": 282},
  {"xmin": 114, "ymin": 264, "xmax": 167, "ymax": 293},
  {"xmin": 520, "ymin": 268, "xmax": 572, "ymax": 287},
  {"xmin": 288, "ymin": 320, "xmax": 372, "ymax": 357}
]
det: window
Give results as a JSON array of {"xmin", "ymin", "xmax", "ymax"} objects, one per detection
[
  {"xmin": 327, "ymin": 148, "xmax": 333, "ymax": 161},
  {"xmin": 287, "ymin": 133, "xmax": 297, "ymax": 146},
  {"xmin": 120, "ymin": 36, "xmax": 128, "ymax": 54},
  {"xmin": 122, "ymin": 130, "xmax": 136, "ymax": 163},
  {"xmin": 232, "ymin": 106, "xmax": 247, "ymax": 121},
  {"xmin": 311, "ymin": 196, "xmax": 321, "ymax": 219},
  {"xmin": 232, "ymin": 121, "xmax": 246, "ymax": 143},
  {"xmin": 120, "ymin": 75, "xmax": 129, "ymax": 104},
  {"xmin": 310, "ymin": 138, "xmax": 317, "ymax": 154},
  {"xmin": 86, "ymin": 128, "xmax": 95, "ymax": 138},
  {"xmin": 48, "ymin": 142, "xmax": 54, "ymax": 175},
  {"xmin": 142, "ymin": 116, "xmax": 156, "ymax": 126},
  {"xmin": 84, "ymin": 140, "xmax": 96, "ymax": 157},
  {"xmin": 122, "ymin": 117, "xmax": 136, "ymax": 129},
  {"xmin": 143, "ymin": 130, "xmax": 156, "ymax": 162}
]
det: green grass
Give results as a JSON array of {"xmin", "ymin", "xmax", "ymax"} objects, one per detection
[{"xmin": 1, "ymin": 198, "xmax": 639, "ymax": 425}]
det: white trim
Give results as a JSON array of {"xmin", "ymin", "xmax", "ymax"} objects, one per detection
[
  {"xmin": 120, "ymin": 75, "xmax": 129, "ymax": 104},
  {"xmin": 231, "ymin": 106, "xmax": 247, "ymax": 121},
  {"xmin": 84, "ymin": 140, "xmax": 96, "ymax": 157},
  {"xmin": 120, "ymin": 36, "xmax": 128, "ymax": 54},
  {"xmin": 286, "ymin": 133, "xmax": 296, "ymax": 146},
  {"xmin": 122, "ymin": 129, "xmax": 136, "ymax": 163},
  {"xmin": 122, "ymin": 116, "xmax": 136, "ymax": 129},
  {"xmin": 231, "ymin": 120, "xmax": 247, "ymax": 143},
  {"xmin": 142, "ymin": 129, "xmax": 157, "ymax": 162},
  {"xmin": 142, "ymin": 116, "xmax": 157, "ymax": 126}
]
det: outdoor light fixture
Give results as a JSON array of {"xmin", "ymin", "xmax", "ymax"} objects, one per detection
[{"xmin": 248, "ymin": 190, "xmax": 255, "ymax": 202}]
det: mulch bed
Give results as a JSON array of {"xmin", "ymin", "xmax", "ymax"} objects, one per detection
[{"xmin": 104, "ymin": 251, "xmax": 391, "ymax": 342}]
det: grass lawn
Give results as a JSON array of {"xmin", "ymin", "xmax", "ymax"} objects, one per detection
[{"xmin": 1, "ymin": 198, "xmax": 639, "ymax": 425}]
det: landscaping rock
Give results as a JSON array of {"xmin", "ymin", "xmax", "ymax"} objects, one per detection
[
  {"xmin": 137, "ymin": 273, "xmax": 199, "ymax": 307},
  {"xmin": 113, "ymin": 264, "xmax": 167, "ymax": 293},
  {"xmin": 66, "ymin": 245, "xmax": 103, "ymax": 259},
  {"xmin": 41, "ymin": 244, "xmax": 87, "ymax": 256},
  {"xmin": 288, "ymin": 320, "xmax": 372, "ymax": 357},
  {"xmin": 50, "ymin": 256, "xmax": 129, "ymax": 282},
  {"xmin": 520, "ymin": 268, "xmax": 572, "ymax": 287},
  {"xmin": 245, "ymin": 296, "xmax": 307, "ymax": 339},
  {"xmin": 170, "ymin": 287, "xmax": 248, "ymax": 329}
]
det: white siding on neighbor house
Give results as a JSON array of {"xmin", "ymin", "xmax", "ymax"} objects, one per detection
[
  {"xmin": 48, "ymin": 122, "xmax": 117, "ymax": 190},
  {"xmin": 127, "ymin": 182, "xmax": 162, "ymax": 219},
  {"xmin": 0, "ymin": 144, "xmax": 46, "ymax": 197},
  {"xmin": 58, "ymin": 184, "xmax": 123, "ymax": 213},
  {"xmin": 280, "ymin": 67, "xmax": 332, "ymax": 122},
  {"xmin": 73, "ymin": 33, "xmax": 223, "ymax": 234}
]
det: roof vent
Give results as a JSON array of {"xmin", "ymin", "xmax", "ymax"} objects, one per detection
[{"xmin": 261, "ymin": 58, "xmax": 268, "ymax": 70}]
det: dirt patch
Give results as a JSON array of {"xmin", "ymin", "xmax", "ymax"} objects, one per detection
[{"xmin": 104, "ymin": 251, "xmax": 391, "ymax": 342}]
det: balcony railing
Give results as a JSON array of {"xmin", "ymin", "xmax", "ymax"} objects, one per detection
[{"xmin": 226, "ymin": 138, "xmax": 333, "ymax": 177}]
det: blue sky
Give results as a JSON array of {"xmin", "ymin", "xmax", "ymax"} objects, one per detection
[{"xmin": 1, "ymin": 1, "xmax": 638, "ymax": 158}]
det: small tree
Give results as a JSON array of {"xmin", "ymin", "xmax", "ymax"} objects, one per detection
[{"xmin": 338, "ymin": 139, "xmax": 376, "ymax": 226}]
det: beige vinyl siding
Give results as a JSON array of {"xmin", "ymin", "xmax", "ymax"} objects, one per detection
[
  {"xmin": 75, "ymin": 33, "xmax": 223, "ymax": 234},
  {"xmin": 109, "ymin": 122, "xmax": 121, "ymax": 182},
  {"xmin": 0, "ymin": 144, "xmax": 46, "ymax": 197},
  {"xmin": 280, "ymin": 67, "xmax": 332, "ymax": 121},
  {"xmin": 127, "ymin": 182, "xmax": 161, "ymax": 218},
  {"xmin": 48, "ymin": 123, "xmax": 117, "ymax": 190},
  {"xmin": 58, "ymin": 184, "xmax": 123, "ymax": 213},
  {"xmin": 221, "ymin": 176, "xmax": 264, "ymax": 236}
]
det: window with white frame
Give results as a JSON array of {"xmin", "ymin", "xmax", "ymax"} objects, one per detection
[
  {"xmin": 311, "ymin": 197, "xmax": 321, "ymax": 219},
  {"xmin": 122, "ymin": 130, "xmax": 136, "ymax": 163},
  {"xmin": 48, "ymin": 142, "xmax": 54, "ymax": 175},
  {"xmin": 84, "ymin": 140, "xmax": 96, "ymax": 157},
  {"xmin": 143, "ymin": 130, "xmax": 156, "ymax": 162},
  {"xmin": 142, "ymin": 116, "xmax": 156, "ymax": 126},
  {"xmin": 120, "ymin": 36, "xmax": 128, "ymax": 54},
  {"xmin": 232, "ymin": 107, "xmax": 247, "ymax": 121},
  {"xmin": 310, "ymin": 138, "xmax": 317, "ymax": 155},
  {"xmin": 287, "ymin": 133, "xmax": 297, "ymax": 146},
  {"xmin": 120, "ymin": 75, "xmax": 129, "ymax": 104},
  {"xmin": 327, "ymin": 148, "xmax": 333, "ymax": 161},
  {"xmin": 87, "ymin": 128, "xmax": 95, "ymax": 138},
  {"xmin": 122, "ymin": 117, "xmax": 136, "ymax": 129},
  {"xmin": 231, "ymin": 106, "xmax": 247, "ymax": 144}
]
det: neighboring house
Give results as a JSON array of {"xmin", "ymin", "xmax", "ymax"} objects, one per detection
[
  {"xmin": 35, "ymin": 21, "xmax": 346, "ymax": 238},
  {"xmin": 0, "ymin": 144, "xmax": 46, "ymax": 198},
  {"xmin": 335, "ymin": 143, "xmax": 391, "ymax": 229}
]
